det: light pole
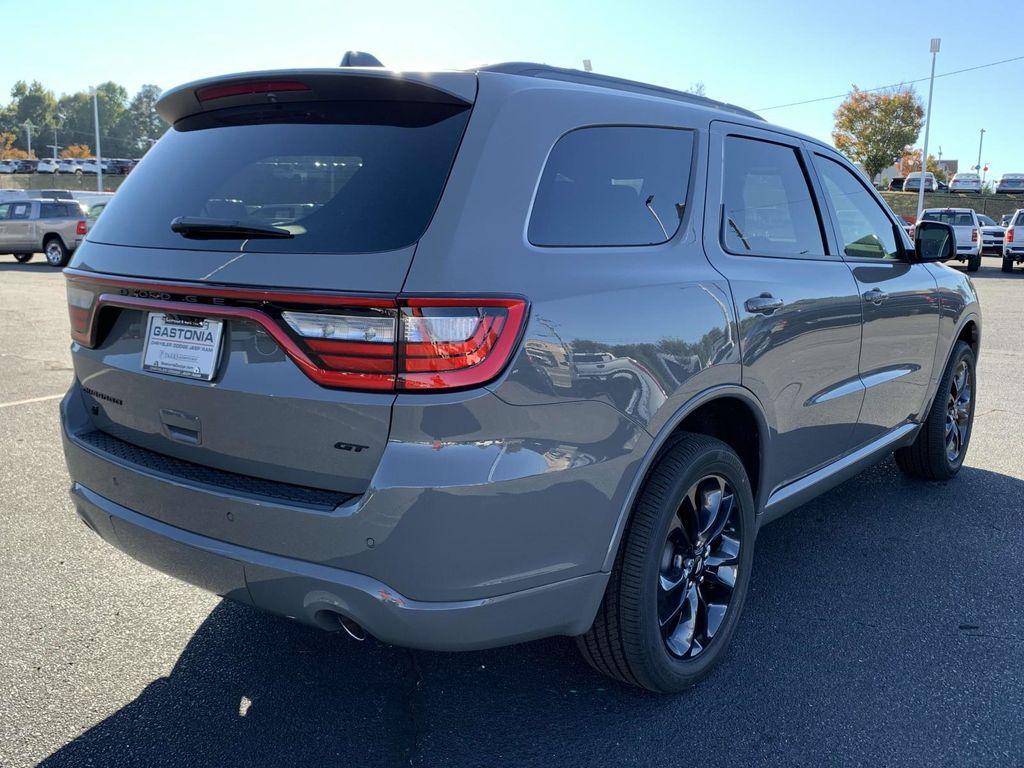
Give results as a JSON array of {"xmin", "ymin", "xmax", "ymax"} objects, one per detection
[
  {"xmin": 49, "ymin": 112, "xmax": 64, "ymax": 161},
  {"xmin": 90, "ymin": 87, "xmax": 103, "ymax": 192},
  {"xmin": 23, "ymin": 120, "xmax": 35, "ymax": 157},
  {"xmin": 975, "ymin": 128, "xmax": 985, "ymax": 174},
  {"xmin": 917, "ymin": 37, "xmax": 940, "ymax": 223}
]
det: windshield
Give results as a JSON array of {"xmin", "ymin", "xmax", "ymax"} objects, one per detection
[
  {"xmin": 87, "ymin": 100, "xmax": 471, "ymax": 254},
  {"xmin": 922, "ymin": 211, "xmax": 974, "ymax": 226}
]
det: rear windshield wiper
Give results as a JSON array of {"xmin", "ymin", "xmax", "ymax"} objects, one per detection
[{"xmin": 170, "ymin": 216, "xmax": 293, "ymax": 240}]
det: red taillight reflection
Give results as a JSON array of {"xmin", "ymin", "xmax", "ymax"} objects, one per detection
[{"xmin": 196, "ymin": 80, "xmax": 310, "ymax": 102}]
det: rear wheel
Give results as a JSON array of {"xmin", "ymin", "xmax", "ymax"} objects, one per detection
[
  {"xmin": 1003, "ymin": 257, "xmax": 1014, "ymax": 273},
  {"xmin": 43, "ymin": 237, "xmax": 69, "ymax": 267},
  {"xmin": 13, "ymin": 253, "xmax": 32, "ymax": 263},
  {"xmin": 896, "ymin": 341, "xmax": 975, "ymax": 480},
  {"xmin": 577, "ymin": 434, "xmax": 755, "ymax": 693},
  {"xmin": 966, "ymin": 253, "xmax": 981, "ymax": 272}
]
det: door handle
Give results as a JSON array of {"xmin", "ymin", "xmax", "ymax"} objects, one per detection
[
  {"xmin": 862, "ymin": 288, "xmax": 889, "ymax": 305},
  {"xmin": 744, "ymin": 293, "xmax": 784, "ymax": 315}
]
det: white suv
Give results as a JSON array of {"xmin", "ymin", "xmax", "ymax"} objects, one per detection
[
  {"xmin": 36, "ymin": 158, "xmax": 60, "ymax": 174},
  {"xmin": 918, "ymin": 208, "xmax": 981, "ymax": 271},
  {"xmin": 905, "ymin": 171, "xmax": 938, "ymax": 192},
  {"xmin": 949, "ymin": 172, "xmax": 981, "ymax": 193}
]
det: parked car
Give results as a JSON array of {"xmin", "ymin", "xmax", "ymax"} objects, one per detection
[
  {"xmin": 14, "ymin": 159, "xmax": 38, "ymax": 174},
  {"xmin": 80, "ymin": 159, "xmax": 111, "ymax": 175},
  {"xmin": 58, "ymin": 159, "xmax": 87, "ymax": 174},
  {"xmin": 887, "ymin": 176, "xmax": 905, "ymax": 192},
  {"xmin": 59, "ymin": 63, "xmax": 980, "ymax": 693},
  {"xmin": 0, "ymin": 160, "xmax": 17, "ymax": 174},
  {"xmin": 1001, "ymin": 213, "xmax": 1014, "ymax": 227},
  {"xmin": 1003, "ymin": 209, "xmax": 1024, "ymax": 272},
  {"xmin": 996, "ymin": 174, "xmax": 1024, "ymax": 194},
  {"xmin": 105, "ymin": 159, "xmax": 132, "ymax": 174},
  {"xmin": 0, "ymin": 198, "xmax": 86, "ymax": 266},
  {"xmin": 917, "ymin": 208, "xmax": 982, "ymax": 271},
  {"xmin": 977, "ymin": 213, "xmax": 1005, "ymax": 255},
  {"xmin": 904, "ymin": 171, "xmax": 938, "ymax": 192},
  {"xmin": 36, "ymin": 158, "xmax": 61, "ymax": 174},
  {"xmin": 949, "ymin": 172, "xmax": 982, "ymax": 193}
]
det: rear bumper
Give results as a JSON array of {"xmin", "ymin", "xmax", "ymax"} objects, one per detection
[{"xmin": 69, "ymin": 481, "xmax": 606, "ymax": 650}]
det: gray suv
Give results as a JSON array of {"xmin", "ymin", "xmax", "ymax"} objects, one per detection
[{"xmin": 60, "ymin": 64, "xmax": 980, "ymax": 693}]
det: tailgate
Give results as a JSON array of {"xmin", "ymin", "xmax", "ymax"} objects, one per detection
[{"xmin": 65, "ymin": 69, "xmax": 476, "ymax": 497}]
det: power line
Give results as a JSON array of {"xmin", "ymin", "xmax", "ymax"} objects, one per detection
[{"xmin": 758, "ymin": 53, "xmax": 1024, "ymax": 111}]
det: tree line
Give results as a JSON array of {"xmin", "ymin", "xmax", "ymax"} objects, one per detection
[{"xmin": 0, "ymin": 80, "xmax": 165, "ymax": 160}]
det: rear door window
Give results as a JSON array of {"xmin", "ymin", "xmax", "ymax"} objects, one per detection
[
  {"xmin": 721, "ymin": 136, "xmax": 826, "ymax": 257},
  {"xmin": 528, "ymin": 126, "xmax": 694, "ymax": 247},
  {"xmin": 813, "ymin": 154, "xmax": 900, "ymax": 260},
  {"xmin": 40, "ymin": 203, "xmax": 63, "ymax": 218},
  {"xmin": 87, "ymin": 100, "xmax": 471, "ymax": 254}
]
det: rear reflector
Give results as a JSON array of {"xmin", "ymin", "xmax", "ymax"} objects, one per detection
[
  {"xmin": 196, "ymin": 80, "xmax": 310, "ymax": 102},
  {"xmin": 64, "ymin": 272, "xmax": 527, "ymax": 393}
]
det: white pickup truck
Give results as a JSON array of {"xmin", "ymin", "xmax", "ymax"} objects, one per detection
[{"xmin": 918, "ymin": 208, "xmax": 982, "ymax": 272}]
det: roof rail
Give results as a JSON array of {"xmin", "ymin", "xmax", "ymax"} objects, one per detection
[{"xmin": 475, "ymin": 62, "xmax": 762, "ymax": 121}]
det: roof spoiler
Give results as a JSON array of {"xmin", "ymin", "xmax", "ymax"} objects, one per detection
[{"xmin": 155, "ymin": 68, "xmax": 476, "ymax": 125}]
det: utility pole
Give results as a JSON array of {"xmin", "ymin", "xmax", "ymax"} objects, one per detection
[
  {"xmin": 975, "ymin": 129, "xmax": 985, "ymax": 173},
  {"xmin": 23, "ymin": 120, "xmax": 35, "ymax": 158},
  {"xmin": 50, "ymin": 113, "xmax": 65, "ymax": 160},
  {"xmin": 917, "ymin": 38, "xmax": 940, "ymax": 222},
  {"xmin": 90, "ymin": 87, "xmax": 102, "ymax": 192}
]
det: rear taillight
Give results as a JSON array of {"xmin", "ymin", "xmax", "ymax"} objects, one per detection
[
  {"xmin": 281, "ymin": 298, "xmax": 527, "ymax": 391},
  {"xmin": 76, "ymin": 220, "xmax": 87, "ymax": 235},
  {"xmin": 972, "ymin": 228, "xmax": 978, "ymax": 242},
  {"xmin": 65, "ymin": 272, "xmax": 527, "ymax": 393},
  {"xmin": 1008, "ymin": 227, "xmax": 1015, "ymax": 243}
]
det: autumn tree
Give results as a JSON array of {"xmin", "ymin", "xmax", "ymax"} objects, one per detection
[
  {"xmin": 61, "ymin": 143, "xmax": 92, "ymax": 158},
  {"xmin": 833, "ymin": 86, "xmax": 924, "ymax": 183}
]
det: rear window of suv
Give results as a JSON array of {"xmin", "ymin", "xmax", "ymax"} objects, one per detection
[
  {"xmin": 528, "ymin": 126, "xmax": 694, "ymax": 247},
  {"xmin": 87, "ymin": 100, "xmax": 471, "ymax": 254}
]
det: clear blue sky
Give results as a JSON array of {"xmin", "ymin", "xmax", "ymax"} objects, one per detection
[{"xmin": 4, "ymin": 0, "xmax": 1022, "ymax": 179}]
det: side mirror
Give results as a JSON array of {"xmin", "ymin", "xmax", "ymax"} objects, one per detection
[{"xmin": 914, "ymin": 220, "xmax": 956, "ymax": 262}]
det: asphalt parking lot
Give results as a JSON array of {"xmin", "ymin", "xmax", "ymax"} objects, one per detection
[{"xmin": 1, "ymin": 256, "xmax": 1022, "ymax": 768}]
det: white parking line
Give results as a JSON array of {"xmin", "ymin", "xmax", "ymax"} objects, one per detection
[{"xmin": 0, "ymin": 393, "xmax": 64, "ymax": 409}]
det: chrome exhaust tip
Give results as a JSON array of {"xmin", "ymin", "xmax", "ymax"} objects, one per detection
[{"xmin": 339, "ymin": 616, "xmax": 366, "ymax": 641}]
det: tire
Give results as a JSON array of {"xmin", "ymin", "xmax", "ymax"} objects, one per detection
[
  {"xmin": 1003, "ymin": 257, "xmax": 1014, "ymax": 273},
  {"xmin": 577, "ymin": 433, "xmax": 756, "ymax": 693},
  {"xmin": 13, "ymin": 253, "xmax": 32, "ymax": 263},
  {"xmin": 43, "ymin": 237, "xmax": 70, "ymax": 267},
  {"xmin": 966, "ymin": 253, "xmax": 981, "ymax": 272},
  {"xmin": 895, "ymin": 341, "xmax": 976, "ymax": 481}
]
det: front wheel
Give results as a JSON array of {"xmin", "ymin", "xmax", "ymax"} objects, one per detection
[
  {"xmin": 966, "ymin": 253, "xmax": 981, "ymax": 272},
  {"xmin": 577, "ymin": 434, "xmax": 755, "ymax": 693},
  {"xmin": 43, "ymin": 238, "xmax": 69, "ymax": 267},
  {"xmin": 896, "ymin": 341, "xmax": 976, "ymax": 480}
]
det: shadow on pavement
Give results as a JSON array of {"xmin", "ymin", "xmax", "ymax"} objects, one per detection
[
  {"xmin": 0, "ymin": 260, "xmax": 59, "ymax": 273},
  {"xmin": 39, "ymin": 459, "xmax": 1024, "ymax": 768}
]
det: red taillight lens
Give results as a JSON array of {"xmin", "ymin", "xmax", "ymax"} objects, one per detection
[
  {"xmin": 76, "ymin": 220, "xmax": 87, "ymax": 235},
  {"xmin": 972, "ymin": 228, "xmax": 978, "ymax": 242},
  {"xmin": 196, "ymin": 80, "xmax": 309, "ymax": 102},
  {"xmin": 64, "ymin": 271, "xmax": 528, "ymax": 393},
  {"xmin": 397, "ymin": 299, "xmax": 526, "ymax": 390},
  {"xmin": 66, "ymin": 279, "xmax": 99, "ymax": 345},
  {"xmin": 1008, "ymin": 227, "xmax": 1015, "ymax": 243}
]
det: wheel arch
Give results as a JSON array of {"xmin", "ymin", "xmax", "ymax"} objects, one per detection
[{"xmin": 601, "ymin": 385, "xmax": 770, "ymax": 571}]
